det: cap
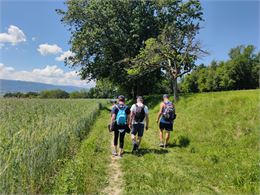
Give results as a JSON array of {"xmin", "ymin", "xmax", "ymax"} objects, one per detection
[
  {"xmin": 118, "ymin": 95, "xmax": 125, "ymax": 101},
  {"xmin": 163, "ymin": 94, "xmax": 169, "ymax": 98}
]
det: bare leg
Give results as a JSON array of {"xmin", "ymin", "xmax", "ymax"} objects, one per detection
[
  {"xmin": 159, "ymin": 129, "xmax": 164, "ymax": 143},
  {"xmin": 165, "ymin": 131, "xmax": 170, "ymax": 145},
  {"xmin": 119, "ymin": 148, "xmax": 124, "ymax": 156},
  {"xmin": 131, "ymin": 134, "xmax": 136, "ymax": 144}
]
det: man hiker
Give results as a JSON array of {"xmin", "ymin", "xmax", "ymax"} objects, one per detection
[
  {"xmin": 156, "ymin": 94, "xmax": 176, "ymax": 148},
  {"xmin": 110, "ymin": 95, "xmax": 130, "ymax": 157},
  {"xmin": 130, "ymin": 96, "xmax": 149, "ymax": 152}
]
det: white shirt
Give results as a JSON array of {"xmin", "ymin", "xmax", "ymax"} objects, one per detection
[{"xmin": 130, "ymin": 103, "xmax": 149, "ymax": 124}]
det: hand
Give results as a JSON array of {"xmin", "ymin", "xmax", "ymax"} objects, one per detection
[
  {"xmin": 156, "ymin": 119, "xmax": 159, "ymax": 124},
  {"xmin": 145, "ymin": 126, "xmax": 149, "ymax": 130}
]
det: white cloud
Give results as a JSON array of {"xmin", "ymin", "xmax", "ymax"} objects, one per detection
[
  {"xmin": 0, "ymin": 63, "xmax": 95, "ymax": 88},
  {"xmin": 0, "ymin": 25, "xmax": 26, "ymax": 45},
  {"xmin": 55, "ymin": 50, "xmax": 76, "ymax": 62},
  {"xmin": 37, "ymin": 43, "xmax": 62, "ymax": 56}
]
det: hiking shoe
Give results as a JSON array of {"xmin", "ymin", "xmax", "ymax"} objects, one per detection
[
  {"xmin": 112, "ymin": 151, "xmax": 118, "ymax": 156},
  {"xmin": 164, "ymin": 143, "xmax": 168, "ymax": 148},
  {"xmin": 118, "ymin": 153, "xmax": 123, "ymax": 158},
  {"xmin": 159, "ymin": 142, "xmax": 164, "ymax": 147}
]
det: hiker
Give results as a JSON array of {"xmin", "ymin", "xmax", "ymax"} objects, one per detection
[
  {"xmin": 130, "ymin": 96, "xmax": 149, "ymax": 152},
  {"xmin": 110, "ymin": 95, "xmax": 130, "ymax": 157},
  {"xmin": 156, "ymin": 94, "xmax": 176, "ymax": 148}
]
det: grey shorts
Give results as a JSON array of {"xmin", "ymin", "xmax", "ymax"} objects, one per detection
[{"xmin": 131, "ymin": 123, "xmax": 144, "ymax": 137}]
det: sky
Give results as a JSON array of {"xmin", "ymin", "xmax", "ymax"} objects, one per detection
[{"xmin": 0, "ymin": 0, "xmax": 259, "ymax": 88}]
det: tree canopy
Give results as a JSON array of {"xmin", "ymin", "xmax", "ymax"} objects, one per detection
[{"xmin": 57, "ymin": 0, "xmax": 205, "ymax": 99}]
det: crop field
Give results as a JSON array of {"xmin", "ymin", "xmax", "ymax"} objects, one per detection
[{"xmin": 0, "ymin": 99, "xmax": 106, "ymax": 193}]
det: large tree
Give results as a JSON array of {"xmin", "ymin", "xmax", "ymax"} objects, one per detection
[{"xmin": 57, "ymin": 0, "xmax": 205, "ymax": 99}]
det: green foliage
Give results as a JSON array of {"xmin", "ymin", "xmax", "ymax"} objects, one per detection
[
  {"xmin": 39, "ymin": 89, "xmax": 69, "ymax": 98},
  {"xmin": 180, "ymin": 45, "xmax": 260, "ymax": 93},
  {"xmin": 3, "ymin": 92, "xmax": 38, "ymax": 98},
  {"xmin": 121, "ymin": 90, "xmax": 259, "ymax": 194},
  {"xmin": 57, "ymin": 0, "xmax": 204, "ymax": 98},
  {"xmin": 0, "ymin": 99, "xmax": 106, "ymax": 193},
  {"xmin": 129, "ymin": 0, "xmax": 205, "ymax": 100},
  {"xmin": 69, "ymin": 90, "xmax": 88, "ymax": 98}
]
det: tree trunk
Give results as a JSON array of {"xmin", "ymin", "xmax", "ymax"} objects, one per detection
[{"xmin": 173, "ymin": 78, "xmax": 178, "ymax": 102}]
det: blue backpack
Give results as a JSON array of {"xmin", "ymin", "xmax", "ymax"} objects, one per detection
[{"xmin": 116, "ymin": 105, "xmax": 127, "ymax": 125}]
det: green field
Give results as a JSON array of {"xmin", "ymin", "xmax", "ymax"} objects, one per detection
[
  {"xmin": 0, "ymin": 99, "xmax": 106, "ymax": 193},
  {"xmin": 0, "ymin": 90, "xmax": 259, "ymax": 194}
]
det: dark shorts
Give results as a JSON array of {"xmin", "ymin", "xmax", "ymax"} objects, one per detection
[
  {"xmin": 131, "ymin": 123, "xmax": 144, "ymax": 137},
  {"xmin": 159, "ymin": 122, "xmax": 173, "ymax": 131}
]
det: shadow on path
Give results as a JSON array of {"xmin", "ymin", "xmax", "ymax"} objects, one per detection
[{"xmin": 124, "ymin": 148, "xmax": 168, "ymax": 157}]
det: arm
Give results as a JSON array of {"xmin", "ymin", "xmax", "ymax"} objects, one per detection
[
  {"xmin": 127, "ymin": 114, "xmax": 131, "ymax": 126},
  {"xmin": 130, "ymin": 111, "xmax": 134, "ymax": 127},
  {"xmin": 156, "ymin": 103, "xmax": 164, "ymax": 123},
  {"xmin": 145, "ymin": 114, "xmax": 149, "ymax": 130},
  {"xmin": 111, "ymin": 113, "xmax": 115, "ymax": 124}
]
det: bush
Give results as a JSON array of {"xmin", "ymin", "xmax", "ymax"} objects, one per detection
[{"xmin": 39, "ymin": 89, "xmax": 69, "ymax": 99}]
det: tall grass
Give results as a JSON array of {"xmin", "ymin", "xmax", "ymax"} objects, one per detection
[
  {"xmin": 0, "ymin": 99, "xmax": 106, "ymax": 193},
  {"xmin": 121, "ymin": 90, "xmax": 259, "ymax": 194}
]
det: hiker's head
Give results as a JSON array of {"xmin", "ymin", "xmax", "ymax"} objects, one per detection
[
  {"xmin": 163, "ymin": 94, "xmax": 169, "ymax": 101},
  {"xmin": 118, "ymin": 95, "xmax": 125, "ymax": 103},
  {"xmin": 136, "ymin": 96, "xmax": 143, "ymax": 103}
]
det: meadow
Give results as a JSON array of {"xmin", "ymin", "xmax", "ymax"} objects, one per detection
[
  {"xmin": 0, "ymin": 90, "xmax": 259, "ymax": 194},
  {"xmin": 0, "ymin": 99, "xmax": 106, "ymax": 193},
  {"xmin": 121, "ymin": 90, "xmax": 259, "ymax": 194}
]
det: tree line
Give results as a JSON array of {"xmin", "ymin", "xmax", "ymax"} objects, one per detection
[{"xmin": 180, "ymin": 45, "xmax": 259, "ymax": 93}]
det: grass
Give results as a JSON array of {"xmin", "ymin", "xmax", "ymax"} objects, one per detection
[
  {"xmin": 50, "ymin": 109, "xmax": 111, "ymax": 194},
  {"xmin": 121, "ymin": 90, "xmax": 259, "ymax": 194},
  {"xmin": 1, "ymin": 90, "xmax": 259, "ymax": 194},
  {"xmin": 0, "ymin": 99, "xmax": 107, "ymax": 193}
]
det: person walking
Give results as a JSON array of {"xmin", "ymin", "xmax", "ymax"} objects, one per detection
[
  {"xmin": 130, "ymin": 96, "xmax": 149, "ymax": 152},
  {"xmin": 156, "ymin": 94, "xmax": 176, "ymax": 148},
  {"xmin": 110, "ymin": 95, "xmax": 130, "ymax": 157}
]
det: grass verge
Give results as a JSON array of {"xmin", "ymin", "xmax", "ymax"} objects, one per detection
[{"xmin": 121, "ymin": 90, "xmax": 259, "ymax": 194}]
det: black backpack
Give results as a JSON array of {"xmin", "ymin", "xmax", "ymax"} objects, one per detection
[{"xmin": 134, "ymin": 104, "xmax": 145, "ymax": 123}]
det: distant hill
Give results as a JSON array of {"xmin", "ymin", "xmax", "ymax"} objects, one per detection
[{"xmin": 0, "ymin": 79, "xmax": 87, "ymax": 94}]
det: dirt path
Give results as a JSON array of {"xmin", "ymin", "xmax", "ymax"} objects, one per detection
[{"xmin": 101, "ymin": 139, "xmax": 124, "ymax": 195}]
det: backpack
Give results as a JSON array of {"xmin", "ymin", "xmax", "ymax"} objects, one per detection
[
  {"xmin": 134, "ymin": 104, "xmax": 145, "ymax": 123},
  {"xmin": 116, "ymin": 105, "xmax": 127, "ymax": 125},
  {"xmin": 162, "ymin": 101, "xmax": 175, "ymax": 121}
]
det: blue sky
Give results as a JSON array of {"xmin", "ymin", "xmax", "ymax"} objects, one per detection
[{"xmin": 0, "ymin": 0, "xmax": 259, "ymax": 87}]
